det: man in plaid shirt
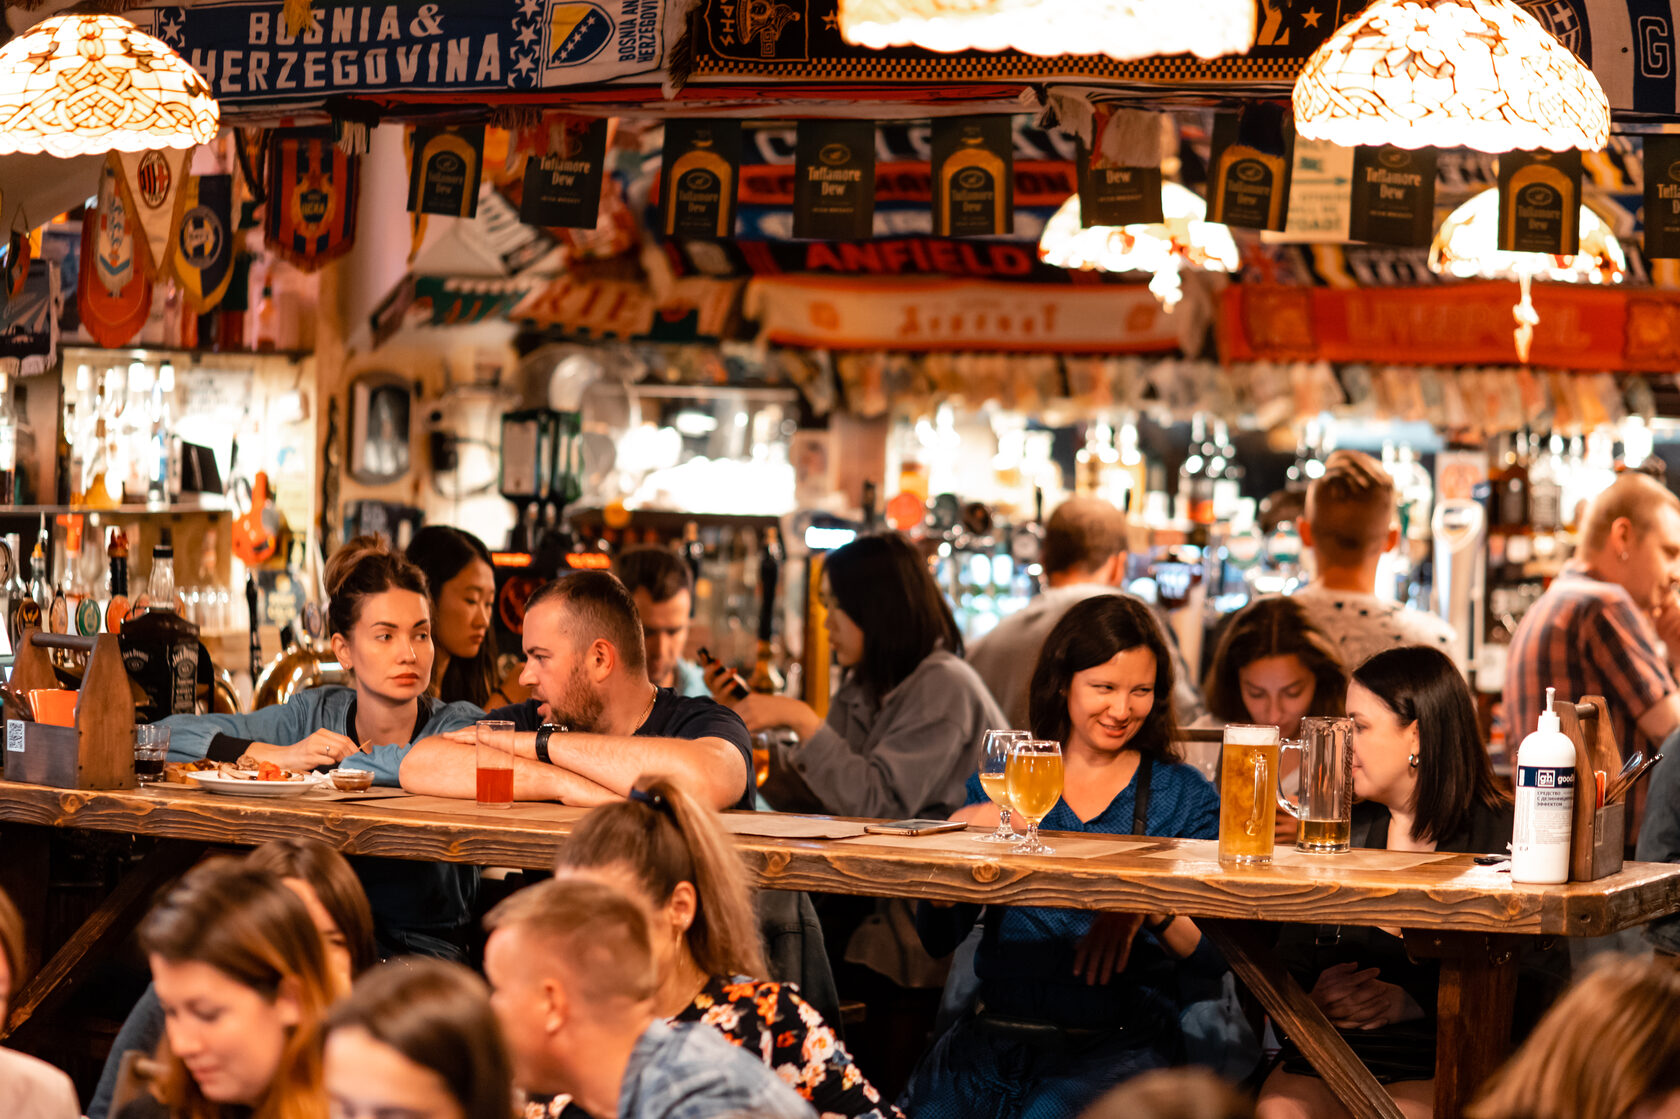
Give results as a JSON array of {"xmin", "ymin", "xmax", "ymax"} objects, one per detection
[{"xmin": 1505, "ymin": 469, "xmax": 1680, "ymax": 767}]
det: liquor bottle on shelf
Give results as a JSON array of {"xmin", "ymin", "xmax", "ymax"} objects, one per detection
[
  {"xmin": 122, "ymin": 529, "xmax": 201, "ymax": 722},
  {"xmin": 2, "ymin": 534, "xmax": 30, "ymax": 646},
  {"xmin": 1492, "ymin": 432, "xmax": 1529, "ymax": 532},
  {"xmin": 0, "ymin": 367, "xmax": 14, "ymax": 505},
  {"xmin": 148, "ymin": 361, "xmax": 175, "ymax": 507},
  {"xmin": 1529, "ymin": 434, "xmax": 1564, "ymax": 535},
  {"xmin": 27, "ymin": 524, "xmax": 51, "ymax": 633},
  {"xmin": 1211, "ymin": 420, "xmax": 1243, "ymax": 523},
  {"xmin": 749, "ymin": 527, "xmax": 784, "ymax": 695},
  {"xmin": 681, "ymin": 521, "xmax": 704, "ymax": 590},
  {"xmin": 1180, "ymin": 414, "xmax": 1215, "ymax": 545},
  {"xmin": 105, "ymin": 529, "xmax": 131, "ymax": 634}
]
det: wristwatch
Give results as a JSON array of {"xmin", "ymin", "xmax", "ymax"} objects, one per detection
[{"xmin": 535, "ymin": 723, "xmax": 561, "ymax": 765}]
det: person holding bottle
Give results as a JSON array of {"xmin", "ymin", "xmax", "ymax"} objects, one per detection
[{"xmin": 905, "ymin": 594, "xmax": 1222, "ymax": 1119}]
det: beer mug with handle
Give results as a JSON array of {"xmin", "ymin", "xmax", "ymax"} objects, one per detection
[
  {"xmin": 1278, "ymin": 716, "xmax": 1355, "ymax": 852},
  {"xmin": 1219, "ymin": 724, "xmax": 1279, "ymax": 864}
]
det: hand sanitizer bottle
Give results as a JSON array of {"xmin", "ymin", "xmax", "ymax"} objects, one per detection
[{"xmin": 1511, "ymin": 688, "xmax": 1577, "ymax": 884}]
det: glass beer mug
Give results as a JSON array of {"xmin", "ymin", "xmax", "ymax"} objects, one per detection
[
  {"xmin": 1219, "ymin": 724, "xmax": 1279, "ymax": 864},
  {"xmin": 1278, "ymin": 716, "xmax": 1355, "ymax": 853}
]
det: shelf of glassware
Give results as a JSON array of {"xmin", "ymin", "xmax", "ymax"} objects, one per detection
[{"xmin": 0, "ymin": 496, "xmax": 232, "ymax": 517}]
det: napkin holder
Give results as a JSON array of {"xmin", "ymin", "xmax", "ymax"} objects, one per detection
[
  {"xmin": 4, "ymin": 628, "xmax": 135, "ymax": 790},
  {"xmin": 1555, "ymin": 696, "xmax": 1625, "ymax": 882}
]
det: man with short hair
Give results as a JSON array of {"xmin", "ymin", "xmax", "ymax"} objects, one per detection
[
  {"xmin": 485, "ymin": 877, "xmax": 815, "ymax": 1119},
  {"xmin": 967, "ymin": 496, "xmax": 1204, "ymax": 729},
  {"xmin": 399, "ymin": 571, "xmax": 752, "ymax": 809},
  {"xmin": 617, "ymin": 546, "xmax": 709, "ymax": 698},
  {"xmin": 1292, "ymin": 449, "xmax": 1455, "ymax": 668},
  {"xmin": 1507, "ymin": 468, "xmax": 1680, "ymax": 759}
]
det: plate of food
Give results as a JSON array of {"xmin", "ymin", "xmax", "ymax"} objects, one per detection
[{"xmin": 181, "ymin": 760, "xmax": 325, "ymax": 798}]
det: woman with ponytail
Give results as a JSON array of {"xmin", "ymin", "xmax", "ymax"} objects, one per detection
[
  {"xmin": 551, "ymin": 774, "xmax": 902, "ymax": 1119},
  {"xmin": 157, "ymin": 536, "xmax": 485, "ymax": 959}
]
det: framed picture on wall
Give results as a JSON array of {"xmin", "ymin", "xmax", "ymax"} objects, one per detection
[{"xmin": 348, "ymin": 371, "xmax": 414, "ymax": 485}]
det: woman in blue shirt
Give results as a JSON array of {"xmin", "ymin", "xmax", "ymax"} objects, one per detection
[
  {"xmin": 159, "ymin": 536, "xmax": 484, "ymax": 958},
  {"xmin": 904, "ymin": 594, "xmax": 1221, "ymax": 1119}
]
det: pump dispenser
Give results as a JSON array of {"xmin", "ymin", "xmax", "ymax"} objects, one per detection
[{"xmin": 1511, "ymin": 688, "xmax": 1577, "ymax": 884}]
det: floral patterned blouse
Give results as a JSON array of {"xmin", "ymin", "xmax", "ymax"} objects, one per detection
[
  {"xmin": 527, "ymin": 975, "xmax": 901, "ymax": 1119},
  {"xmin": 675, "ymin": 976, "xmax": 902, "ymax": 1119}
]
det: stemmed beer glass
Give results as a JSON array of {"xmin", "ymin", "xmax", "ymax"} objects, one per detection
[
  {"xmin": 976, "ymin": 729, "xmax": 1030, "ymax": 843},
  {"xmin": 1006, "ymin": 738, "xmax": 1064, "ymax": 855}
]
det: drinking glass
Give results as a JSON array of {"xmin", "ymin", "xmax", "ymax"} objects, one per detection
[
  {"xmin": 1005, "ymin": 738, "xmax": 1064, "ymax": 855},
  {"xmin": 475, "ymin": 720, "xmax": 515, "ymax": 809},
  {"xmin": 1278, "ymin": 716, "xmax": 1355, "ymax": 853},
  {"xmin": 976, "ymin": 729, "xmax": 1030, "ymax": 843},
  {"xmin": 1219, "ymin": 723, "xmax": 1279, "ymax": 864},
  {"xmin": 134, "ymin": 724, "xmax": 169, "ymax": 785}
]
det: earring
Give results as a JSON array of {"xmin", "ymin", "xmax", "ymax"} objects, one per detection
[
  {"xmin": 1621, "ymin": 551, "xmax": 1631, "ymax": 562},
  {"xmin": 1407, "ymin": 753, "xmax": 1419, "ymax": 770}
]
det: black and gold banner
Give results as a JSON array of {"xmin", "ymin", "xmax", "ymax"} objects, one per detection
[
  {"xmin": 1645, "ymin": 136, "xmax": 1680, "ymax": 259},
  {"xmin": 1348, "ymin": 146, "xmax": 1436, "ymax": 247},
  {"xmin": 1497, "ymin": 150, "xmax": 1582, "ymax": 255},
  {"xmin": 521, "ymin": 116, "xmax": 610, "ymax": 229},
  {"xmin": 660, "ymin": 119, "xmax": 742, "ymax": 238},
  {"xmin": 1077, "ymin": 141, "xmax": 1162, "ymax": 227},
  {"xmin": 932, "ymin": 116, "xmax": 1012, "ymax": 238},
  {"xmin": 793, "ymin": 120, "xmax": 875, "ymax": 241},
  {"xmin": 1208, "ymin": 106, "xmax": 1292, "ymax": 231},
  {"xmin": 408, "ymin": 124, "xmax": 485, "ymax": 218}
]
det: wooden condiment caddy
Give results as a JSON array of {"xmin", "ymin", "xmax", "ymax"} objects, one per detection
[
  {"xmin": 3, "ymin": 627, "xmax": 136, "ymax": 789},
  {"xmin": 1554, "ymin": 696, "xmax": 1625, "ymax": 882}
]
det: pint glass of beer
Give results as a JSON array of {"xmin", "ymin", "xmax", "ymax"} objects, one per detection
[
  {"xmin": 476, "ymin": 720, "xmax": 515, "ymax": 809},
  {"xmin": 1219, "ymin": 723, "xmax": 1279, "ymax": 864}
]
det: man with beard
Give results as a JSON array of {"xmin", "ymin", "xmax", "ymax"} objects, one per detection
[{"xmin": 398, "ymin": 571, "xmax": 753, "ymax": 810}]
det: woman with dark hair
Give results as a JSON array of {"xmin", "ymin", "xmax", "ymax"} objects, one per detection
[
  {"xmin": 116, "ymin": 858, "xmax": 336, "ymax": 1119},
  {"xmin": 89, "ymin": 840, "xmax": 379, "ymax": 1119},
  {"xmin": 717, "ymin": 531, "xmax": 1004, "ymax": 821},
  {"xmin": 1256, "ymin": 645, "xmax": 1532, "ymax": 1119},
  {"xmin": 406, "ymin": 525, "xmax": 512, "ymax": 709},
  {"xmin": 547, "ymin": 773, "xmax": 900, "ymax": 1119},
  {"xmin": 1203, "ymin": 596, "xmax": 1347, "ymax": 741},
  {"xmin": 157, "ymin": 536, "xmax": 485, "ymax": 960},
  {"xmin": 324, "ymin": 957, "xmax": 513, "ymax": 1119},
  {"xmin": 904, "ymin": 594, "xmax": 1222, "ymax": 1119}
]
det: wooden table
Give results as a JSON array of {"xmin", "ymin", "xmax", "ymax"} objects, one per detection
[{"xmin": 3, "ymin": 781, "xmax": 1677, "ymax": 1119}]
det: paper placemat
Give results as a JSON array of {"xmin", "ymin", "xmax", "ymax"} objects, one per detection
[
  {"xmin": 720, "ymin": 813, "xmax": 870, "ymax": 840},
  {"xmin": 843, "ymin": 829, "xmax": 1153, "ymax": 860},
  {"xmin": 1140, "ymin": 839, "xmax": 1455, "ymax": 871}
]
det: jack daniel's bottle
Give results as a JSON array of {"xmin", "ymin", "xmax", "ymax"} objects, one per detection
[{"xmin": 122, "ymin": 529, "xmax": 200, "ymax": 722}]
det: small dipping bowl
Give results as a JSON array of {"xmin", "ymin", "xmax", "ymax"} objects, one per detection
[
  {"xmin": 27, "ymin": 689, "xmax": 78, "ymax": 727},
  {"xmin": 330, "ymin": 768, "xmax": 374, "ymax": 792}
]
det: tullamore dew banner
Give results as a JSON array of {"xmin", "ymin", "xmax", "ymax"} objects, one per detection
[{"xmin": 129, "ymin": 0, "xmax": 666, "ymax": 106}]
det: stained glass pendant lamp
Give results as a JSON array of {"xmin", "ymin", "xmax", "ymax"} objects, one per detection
[
  {"xmin": 0, "ymin": 14, "xmax": 219, "ymax": 158},
  {"xmin": 1293, "ymin": 0, "xmax": 1609, "ymax": 154},
  {"xmin": 1038, "ymin": 183, "xmax": 1241, "ymax": 310},
  {"xmin": 1428, "ymin": 187, "xmax": 1625, "ymax": 361},
  {"xmin": 837, "ymin": 0, "xmax": 1256, "ymax": 61}
]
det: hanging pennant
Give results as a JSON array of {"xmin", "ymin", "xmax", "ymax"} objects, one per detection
[
  {"xmin": 1646, "ymin": 136, "xmax": 1680, "ymax": 259},
  {"xmin": 1347, "ymin": 146, "xmax": 1436, "ymax": 247},
  {"xmin": 520, "ymin": 116, "xmax": 609, "ymax": 229},
  {"xmin": 932, "ymin": 116, "xmax": 1013, "ymax": 238},
  {"xmin": 1497, "ymin": 150, "xmax": 1582, "ymax": 255},
  {"xmin": 172, "ymin": 173, "xmax": 236, "ymax": 313},
  {"xmin": 1208, "ymin": 105, "xmax": 1293, "ymax": 231},
  {"xmin": 1077, "ymin": 108, "xmax": 1163, "ymax": 227},
  {"xmin": 112, "ymin": 147, "xmax": 193, "ymax": 280},
  {"xmin": 407, "ymin": 124, "xmax": 485, "ymax": 219},
  {"xmin": 264, "ymin": 128, "xmax": 360, "ymax": 271},
  {"xmin": 6, "ymin": 208, "xmax": 30, "ymax": 300},
  {"xmin": 660, "ymin": 120, "xmax": 742, "ymax": 239},
  {"xmin": 79, "ymin": 159, "xmax": 152, "ymax": 348},
  {"xmin": 793, "ymin": 120, "xmax": 875, "ymax": 241}
]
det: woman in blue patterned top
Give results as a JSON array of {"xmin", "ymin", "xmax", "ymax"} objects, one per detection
[{"xmin": 903, "ymin": 594, "xmax": 1222, "ymax": 1119}]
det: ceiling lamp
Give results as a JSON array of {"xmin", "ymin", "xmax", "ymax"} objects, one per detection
[
  {"xmin": 837, "ymin": 0, "xmax": 1255, "ymax": 60},
  {"xmin": 1038, "ymin": 183, "xmax": 1240, "ymax": 311},
  {"xmin": 1428, "ymin": 187, "xmax": 1624, "ymax": 361},
  {"xmin": 1293, "ymin": 0, "xmax": 1609, "ymax": 154},
  {"xmin": 0, "ymin": 15, "xmax": 219, "ymax": 158}
]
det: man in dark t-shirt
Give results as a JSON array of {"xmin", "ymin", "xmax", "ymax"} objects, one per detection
[{"xmin": 399, "ymin": 572, "xmax": 753, "ymax": 810}]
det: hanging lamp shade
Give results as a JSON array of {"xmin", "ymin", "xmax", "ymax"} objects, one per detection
[
  {"xmin": 0, "ymin": 15, "xmax": 219, "ymax": 158},
  {"xmin": 1293, "ymin": 0, "xmax": 1609, "ymax": 154},
  {"xmin": 1428, "ymin": 187, "xmax": 1624, "ymax": 360},
  {"xmin": 1038, "ymin": 183, "xmax": 1240, "ymax": 310},
  {"xmin": 837, "ymin": 0, "xmax": 1256, "ymax": 60}
]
